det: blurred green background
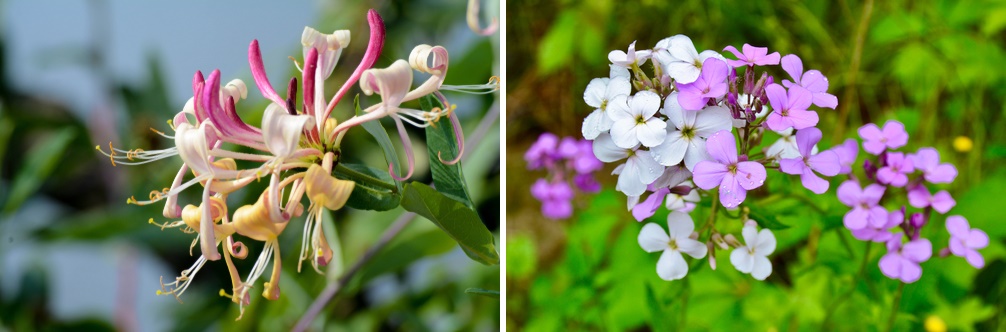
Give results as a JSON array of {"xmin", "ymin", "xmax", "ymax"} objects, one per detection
[
  {"xmin": 506, "ymin": 0, "xmax": 1006, "ymax": 330},
  {"xmin": 0, "ymin": 0, "xmax": 499, "ymax": 330}
]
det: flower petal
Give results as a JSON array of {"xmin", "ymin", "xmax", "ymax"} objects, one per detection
[
  {"xmin": 262, "ymin": 103, "xmax": 313, "ymax": 158},
  {"xmin": 730, "ymin": 248, "xmax": 754, "ymax": 273},
  {"xmin": 592, "ymin": 133, "xmax": 629, "ymax": 162},
  {"xmin": 735, "ymin": 161, "xmax": 766, "ymax": 190},
  {"xmin": 800, "ymin": 169, "xmax": 830, "ymax": 194},
  {"xmin": 638, "ymin": 223, "xmax": 670, "ymax": 253},
  {"xmin": 666, "ymin": 211, "xmax": 695, "ymax": 238},
  {"xmin": 780, "ymin": 54, "xmax": 803, "ymax": 84},
  {"xmin": 704, "ymin": 130, "xmax": 738, "ymax": 165},
  {"xmin": 945, "ymin": 215, "xmax": 970, "ymax": 238},
  {"xmin": 652, "ymin": 130, "xmax": 687, "ymax": 166},
  {"xmin": 751, "ymin": 255, "xmax": 773, "ymax": 280},
  {"xmin": 657, "ymin": 249, "xmax": 689, "ymax": 280},
  {"xmin": 693, "ymin": 106, "xmax": 733, "ymax": 137},
  {"xmin": 692, "ymin": 161, "xmax": 727, "ymax": 190},
  {"xmin": 795, "ymin": 127, "xmax": 822, "ymax": 157},
  {"xmin": 808, "ymin": 150, "xmax": 841, "ymax": 176}
]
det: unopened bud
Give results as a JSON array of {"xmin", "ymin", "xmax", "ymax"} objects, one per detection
[
  {"xmin": 688, "ymin": 232, "xmax": 699, "ymax": 240},
  {"xmin": 712, "ymin": 233, "xmax": 729, "ymax": 250},
  {"xmin": 707, "ymin": 241, "xmax": 717, "ymax": 270},
  {"xmin": 669, "ymin": 185, "xmax": 692, "ymax": 196},
  {"xmin": 724, "ymin": 234, "xmax": 742, "ymax": 248}
]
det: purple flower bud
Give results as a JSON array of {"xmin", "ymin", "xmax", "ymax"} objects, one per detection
[
  {"xmin": 909, "ymin": 212, "xmax": 926, "ymax": 229},
  {"xmin": 669, "ymin": 185, "xmax": 692, "ymax": 196}
]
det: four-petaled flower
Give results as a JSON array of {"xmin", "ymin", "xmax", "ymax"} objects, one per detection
[
  {"xmin": 653, "ymin": 35, "xmax": 726, "ymax": 84},
  {"xmin": 907, "ymin": 186, "xmax": 955, "ymax": 214},
  {"xmin": 779, "ymin": 54, "xmax": 838, "ymax": 109},
  {"xmin": 609, "ymin": 91, "xmax": 667, "ymax": 148},
  {"xmin": 638, "ymin": 211, "xmax": 708, "ymax": 280},
  {"xmin": 877, "ymin": 152, "xmax": 914, "ymax": 187},
  {"xmin": 910, "ymin": 147, "xmax": 957, "ymax": 184},
  {"xmin": 764, "ymin": 83, "xmax": 818, "ymax": 131},
  {"xmin": 858, "ymin": 120, "xmax": 908, "ymax": 155},
  {"xmin": 778, "ymin": 127, "xmax": 841, "ymax": 194},
  {"xmin": 692, "ymin": 130, "xmax": 767, "ymax": 208},
  {"xmin": 879, "ymin": 238, "xmax": 932, "ymax": 283},
  {"xmin": 675, "ymin": 58, "xmax": 730, "ymax": 111},
  {"xmin": 828, "ymin": 138, "xmax": 859, "ymax": 175},
  {"xmin": 608, "ymin": 40, "xmax": 652, "ymax": 68},
  {"xmin": 946, "ymin": 216, "xmax": 988, "ymax": 268},
  {"xmin": 730, "ymin": 221, "xmax": 776, "ymax": 280},
  {"xmin": 722, "ymin": 44, "xmax": 780, "ymax": 67},
  {"xmin": 592, "ymin": 133, "xmax": 664, "ymax": 196},
  {"xmin": 651, "ymin": 94, "xmax": 732, "ymax": 170},
  {"xmin": 837, "ymin": 180, "xmax": 888, "ymax": 230},
  {"xmin": 850, "ymin": 208, "xmax": 903, "ymax": 242},
  {"xmin": 582, "ymin": 74, "xmax": 631, "ymax": 140}
]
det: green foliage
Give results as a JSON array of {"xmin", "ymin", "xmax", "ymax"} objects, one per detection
[
  {"xmin": 355, "ymin": 94, "xmax": 402, "ymax": 192},
  {"xmin": 2, "ymin": 128, "xmax": 76, "ymax": 214},
  {"xmin": 401, "ymin": 183, "xmax": 499, "ymax": 265},
  {"xmin": 336, "ymin": 162, "xmax": 401, "ymax": 211}
]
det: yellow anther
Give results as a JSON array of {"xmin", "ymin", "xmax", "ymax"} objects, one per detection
[
  {"xmin": 107, "ymin": 142, "xmax": 117, "ymax": 166},
  {"xmin": 156, "ymin": 290, "xmax": 164, "ymax": 295},
  {"xmin": 94, "ymin": 145, "xmax": 100, "ymax": 150},
  {"xmin": 148, "ymin": 218, "xmax": 155, "ymax": 225},
  {"xmin": 126, "ymin": 196, "xmax": 137, "ymax": 205},
  {"xmin": 316, "ymin": 248, "xmax": 324, "ymax": 257},
  {"xmin": 288, "ymin": 56, "xmax": 302, "ymax": 70},
  {"xmin": 487, "ymin": 75, "xmax": 500, "ymax": 89},
  {"xmin": 219, "ymin": 289, "xmax": 232, "ymax": 298},
  {"xmin": 166, "ymin": 119, "xmax": 175, "ymax": 130},
  {"xmin": 150, "ymin": 127, "xmax": 166, "ymax": 136}
]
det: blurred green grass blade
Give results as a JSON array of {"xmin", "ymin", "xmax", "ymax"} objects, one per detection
[
  {"xmin": 464, "ymin": 288, "xmax": 500, "ymax": 299},
  {"xmin": 645, "ymin": 283, "xmax": 671, "ymax": 331},
  {"xmin": 0, "ymin": 117, "xmax": 13, "ymax": 176},
  {"xmin": 400, "ymin": 182, "xmax": 499, "ymax": 265},
  {"xmin": 355, "ymin": 94, "xmax": 402, "ymax": 192},
  {"xmin": 3, "ymin": 128, "xmax": 76, "ymax": 214}
]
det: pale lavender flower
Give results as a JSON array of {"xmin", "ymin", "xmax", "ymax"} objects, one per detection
[
  {"xmin": 946, "ymin": 216, "xmax": 988, "ymax": 268},
  {"xmin": 858, "ymin": 121, "xmax": 908, "ymax": 155},
  {"xmin": 531, "ymin": 179, "xmax": 574, "ymax": 220},
  {"xmin": 675, "ymin": 58, "xmax": 730, "ymax": 111},
  {"xmin": 692, "ymin": 130, "xmax": 767, "ymax": 208},
  {"xmin": 837, "ymin": 180, "xmax": 887, "ymax": 230},
  {"xmin": 722, "ymin": 44, "xmax": 780, "ymax": 67},
  {"xmin": 879, "ymin": 237, "xmax": 931, "ymax": 283},
  {"xmin": 851, "ymin": 208, "xmax": 903, "ymax": 242},
  {"xmin": 764, "ymin": 83, "xmax": 818, "ymax": 131},
  {"xmin": 778, "ymin": 127, "xmax": 841, "ymax": 194},
  {"xmin": 525, "ymin": 133, "xmax": 559, "ymax": 170},
  {"xmin": 910, "ymin": 147, "xmax": 958, "ymax": 184},
  {"xmin": 828, "ymin": 138, "xmax": 859, "ymax": 174},
  {"xmin": 877, "ymin": 152, "xmax": 914, "ymax": 187},
  {"xmin": 907, "ymin": 186, "xmax": 955, "ymax": 214},
  {"xmin": 779, "ymin": 54, "xmax": 838, "ymax": 109}
]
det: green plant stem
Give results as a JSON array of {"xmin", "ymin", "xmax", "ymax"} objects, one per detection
[
  {"xmin": 886, "ymin": 282, "xmax": 905, "ymax": 332},
  {"xmin": 700, "ymin": 193, "xmax": 720, "ymax": 234},
  {"xmin": 821, "ymin": 241, "xmax": 872, "ymax": 330},
  {"xmin": 335, "ymin": 163, "xmax": 398, "ymax": 191},
  {"xmin": 834, "ymin": 0, "xmax": 875, "ymax": 141}
]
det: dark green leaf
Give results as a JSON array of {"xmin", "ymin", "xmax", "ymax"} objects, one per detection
[
  {"xmin": 420, "ymin": 95, "xmax": 475, "ymax": 209},
  {"xmin": 746, "ymin": 202, "xmax": 790, "ymax": 230},
  {"xmin": 335, "ymin": 163, "xmax": 400, "ymax": 211},
  {"xmin": 3, "ymin": 128, "xmax": 76, "ymax": 214},
  {"xmin": 400, "ymin": 183, "xmax": 499, "ymax": 265},
  {"xmin": 355, "ymin": 94, "xmax": 402, "ymax": 192},
  {"xmin": 645, "ymin": 283, "xmax": 671, "ymax": 331},
  {"xmin": 464, "ymin": 288, "xmax": 500, "ymax": 299}
]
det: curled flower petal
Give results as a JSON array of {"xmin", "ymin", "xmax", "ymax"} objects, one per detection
[
  {"xmin": 324, "ymin": 9, "xmax": 385, "ymax": 119},
  {"xmin": 466, "ymin": 0, "xmax": 498, "ymax": 35},
  {"xmin": 262, "ymin": 104, "xmax": 313, "ymax": 159},
  {"xmin": 304, "ymin": 164, "xmax": 355, "ymax": 210}
]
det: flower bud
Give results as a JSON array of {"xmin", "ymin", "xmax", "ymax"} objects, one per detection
[
  {"xmin": 707, "ymin": 241, "xmax": 717, "ymax": 270},
  {"xmin": 724, "ymin": 234, "xmax": 742, "ymax": 248},
  {"xmin": 711, "ymin": 233, "xmax": 729, "ymax": 250}
]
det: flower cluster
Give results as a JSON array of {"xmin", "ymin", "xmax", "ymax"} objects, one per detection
[
  {"xmin": 96, "ymin": 10, "xmax": 497, "ymax": 318},
  {"xmin": 525, "ymin": 133, "xmax": 602, "ymax": 219},
  {"xmin": 837, "ymin": 120, "xmax": 984, "ymax": 283},
  {"xmin": 585, "ymin": 35, "xmax": 843, "ymax": 281}
]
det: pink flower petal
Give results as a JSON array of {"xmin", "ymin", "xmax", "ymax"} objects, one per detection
[{"xmin": 704, "ymin": 130, "xmax": 737, "ymax": 164}]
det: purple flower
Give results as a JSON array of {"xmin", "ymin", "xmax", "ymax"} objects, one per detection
[
  {"xmin": 722, "ymin": 44, "xmax": 781, "ymax": 67},
  {"xmin": 571, "ymin": 140, "xmax": 603, "ymax": 174},
  {"xmin": 632, "ymin": 187, "xmax": 670, "ymax": 221},
  {"xmin": 907, "ymin": 186, "xmax": 955, "ymax": 213},
  {"xmin": 780, "ymin": 54, "xmax": 838, "ymax": 109},
  {"xmin": 851, "ymin": 208, "xmax": 903, "ymax": 242},
  {"xmin": 692, "ymin": 130, "xmax": 767, "ymax": 208},
  {"xmin": 675, "ymin": 58, "xmax": 730, "ymax": 111},
  {"xmin": 858, "ymin": 121, "xmax": 908, "ymax": 155},
  {"xmin": 531, "ymin": 179, "xmax": 574, "ymax": 219},
  {"xmin": 946, "ymin": 216, "xmax": 989, "ymax": 268},
  {"xmin": 910, "ymin": 147, "xmax": 957, "ymax": 184},
  {"xmin": 764, "ymin": 83, "xmax": 818, "ymax": 131},
  {"xmin": 574, "ymin": 173, "xmax": 601, "ymax": 193},
  {"xmin": 837, "ymin": 180, "xmax": 887, "ymax": 230},
  {"xmin": 877, "ymin": 152, "xmax": 914, "ymax": 187},
  {"xmin": 778, "ymin": 127, "xmax": 841, "ymax": 194},
  {"xmin": 525, "ymin": 133, "xmax": 559, "ymax": 169},
  {"xmin": 828, "ymin": 138, "xmax": 859, "ymax": 175},
  {"xmin": 879, "ymin": 238, "xmax": 931, "ymax": 283}
]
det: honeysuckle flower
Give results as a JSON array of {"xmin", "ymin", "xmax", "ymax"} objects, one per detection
[
  {"xmin": 837, "ymin": 180, "xmax": 888, "ymax": 230},
  {"xmin": 877, "ymin": 152, "xmax": 914, "ymax": 187},
  {"xmin": 907, "ymin": 186, "xmax": 955, "ymax": 213},
  {"xmin": 582, "ymin": 74, "xmax": 631, "ymax": 139},
  {"xmin": 466, "ymin": 0, "xmax": 499, "ymax": 36},
  {"xmin": 609, "ymin": 91, "xmax": 666, "ymax": 148},
  {"xmin": 608, "ymin": 41, "xmax": 652, "ymax": 67},
  {"xmin": 828, "ymin": 138, "xmax": 859, "ymax": 174},
  {"xmin": 851, "ymin": 208, "xmax": 903, "ymax": 242},
  {"xmin": 779, "ymin": 127, "xmax": 841, "ymax": 194},
  {"xmin": 675, "ymin": 57, "xmax": 729, "ymax": 111},
  {"xmin": 637, "ymin": 211, "xmax": 707, "ymax": 280},
  {"xmin": 692, "ymin": 130, "xmax": 767, "ymax": 208},
  {"xmin": 779, "ymin": 54, "xmax": 837, "ymax": 109},
  {"xmin": 858, "ymin": 121, "xmax": 908, "ymax": 155},
  {"xmin": 301, "ymin": 163, "xmax": 354, "ymax": 273},
  {"xmin": 946, "ymin": 216, "xmax": 988, "ymax": 268},
  {"xmin": 730, "ymin": 221, "xmax": 776, "ymax": 280},
  {"xmin": 593, "ymin": 133, "xmax": 663, "ymax": 196},
  {"xmin": 651, "ymin": 96, "xmax": 732, "ymax": 169},
  {"xmin": 879, "ymin": 237, "xmax": 931, "ymax": 283},
  {"xmin": 764, "ymin": 83, "xmax": 817, "ymax": 131},
  {"xmin": 653, "ymin": 34, "xmax": 725, "ymax": 84},
  {"xmin": 909, "ymin": 147, "xmax": 958, "ymax": 184},
  {"xmin": 722, "ymin": 44, "xmax": 780, "ymax": 67}
]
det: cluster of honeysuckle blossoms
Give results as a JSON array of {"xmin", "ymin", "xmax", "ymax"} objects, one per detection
[
  {"xmin": 96, "ymin": 10, "xmax": 496, "ymax": 318},
  {"xmin": 581, "ymin": 36, "xmax": 984, "ymax": 283},
  {"xmin": 836, "ymin": 120, "xmax": 985, "ymax": 283},
  {"xmin": 524, "ymin": 133, "xmax": 602, "ymax": 219}
]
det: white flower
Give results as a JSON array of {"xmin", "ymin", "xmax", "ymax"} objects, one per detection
[
  {"xmin": 638, "ymin": 211, "xmax": 708, "ymax": 280},
  {"xmin": 730, "ymin": 221, "xmax": 776, "ymax": 280},
  {"xmin": 609, "ymin": 91, "xmax": 666, "ymax": 148},
  {"xmin": 765, "ymin": 128, "xmax": 817, "ymax": 160},
  {"xmin": 731, "ymin": 93, "xmax": 770, "ymax": 128},
  {"xmin": 593, "ymin": 133, "xmax": 663, "ymax": 196},
  {"xmin": 582, "ymin": 74, "xmax": 631, "ymax": 140},
  {"xmin": 650, "ymin": 94, "xmax": 732, "ymax": 170},
  {"xmin": 610, "ymin": 65, "xmax": 630, "ymax": 79},
  {"xmin": 653, "ymin": 35, "xmax": 726, "ymax": 84},
  {"xmin": 608, "ymin": 40, "xmax": 652, "ymax": 68}
]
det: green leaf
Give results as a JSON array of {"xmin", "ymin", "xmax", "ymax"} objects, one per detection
[
  {"xmin": 420, "ymin": 96, "xmax": 476, "ymax": 209},
  {"xmin": 355, "ymin": 94, "xmax": 402, "ymax": 192},
  {"xmin": 400, "ymin": 182, "xmax": 499, "ymax": 265},
  {"xmin": 335, "ymin": 163, "xmax": 400, "ymax": 211},
  {"xmin": 3, "ymin": 128, "xmax": 76, "ymax": 214},
  {"xmin": 746, "ymin": 202, "xmax": 790, "ymax": 230},
  {"xmin": 645, "ymin": 283, "xmax": 671, "ymax": 332},
  {"xmin": 464, "ymin": 288, "xmax": 500, "ymax": 299},
  {"xmin": 536, "ymin": 11, "xmax": 578, "ymax": 75}
]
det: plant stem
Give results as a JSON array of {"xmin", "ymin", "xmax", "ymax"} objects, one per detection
[
  {"xmin": 833, "ymin": 0, "xmax": 875, "ymax": 142},
  {"xmin": 885, "ymin": 282, "xmax": 905, "ymax": 332}
]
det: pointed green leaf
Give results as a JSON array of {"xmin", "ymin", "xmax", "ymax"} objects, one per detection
[
  {"xmin": 355, "ymin": 94, "xmax": 402, "ymax": 191},
  {"xmin": 335, "ymin": 163, "xmax": 400, "ymax": 211},
  {"xmin": 464, "ymin": 288, "xmax": 500, "ymax": 299},
  {"xmin": 420, "ymin": 95, "xmax": 476, "ymax": 209},
  {"xmin": 400, "ymin": 182, "xmax": 498, "ymax": 265}
]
